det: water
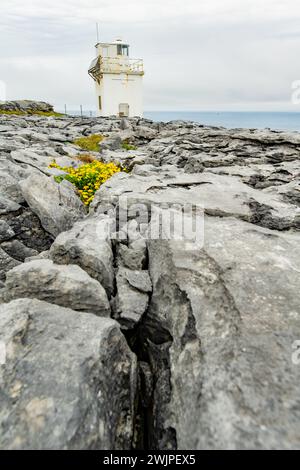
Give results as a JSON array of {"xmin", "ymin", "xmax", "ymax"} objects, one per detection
[
  {"xmin": 144, "ymin": 111, "xmax": 300, "ymax": 132},
  {"xmin": 64, "ymin": 110, "xmax": 300, "ymax": 132}
]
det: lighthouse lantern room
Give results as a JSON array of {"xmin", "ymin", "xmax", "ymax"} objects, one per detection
[{"xmin": 88, "ymin": 38, "xmax": 144, "ymax": 117}]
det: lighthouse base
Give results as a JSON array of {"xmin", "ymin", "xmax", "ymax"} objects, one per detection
[{"xmin": 95, "ymin": 73, "xmax": 143, "ymax": 118}]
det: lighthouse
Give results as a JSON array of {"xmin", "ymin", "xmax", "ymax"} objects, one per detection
[{"xmin": 88, "ymin": 38, "xmax": 144, "ymax": 118}]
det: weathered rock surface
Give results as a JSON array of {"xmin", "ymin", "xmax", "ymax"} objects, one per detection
[
  {"xmin": 0, "ymin": 220, "xmax": 15, "ymax": 242},
  {"xmin": 20, "ymin": 173, "xmax": 86, "ymax": 237},
  {"xmin": 0, "ymin": 111, "xmax": 299, "ymax": 450},
  {"xmin": 10, "ymin": 149, "xmax": 78, "ymax": 174},
  {"xmin": 1, "ymin": 205, "xmax": 53, "ymax": 260},
  {"xmin": 118, "ymin": 239, "xmax": 147, "ymax": 270},
  {"xmin": 91, "ymin": 171, "xmax": 300, "ymax": 232},
  {"xmin": 100, "ymin": 134, "xmax": 122, "ymax": 151},
  {"xmin": 0, "ymin": 247, "xmax": 21, "ymax": 281},
  {"xmin": 0, "ymin": 240, "xmax": 38, "ymax": 261},
  {"xmin": 49, "ymin": 217, "xmax": 114, "ymax": 298},
  {"xmin": 0, "ymin": 260, "xmax": 110, "ymax": 316},
  {"xmin": 0, "ymin": 194, "xmax": 21, "ymax": 215},
  {"xmin": 0, "ymin": 299, "xmax": 136, "ymax": 449},
  {"xmin": 113, "ymin": 267, "xmax": 152, "ymax": 329},
  {"xmin": 143, "ymin": 217, "xmax": 300, "ymax": 450}
]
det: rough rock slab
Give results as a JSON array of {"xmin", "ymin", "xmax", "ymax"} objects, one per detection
[
  {"xmin": 0, "ymin": 220, "xmax": 15, "ymax": 242},
  {"xmin": 1, "ymin": 207, "xmax": 54, "ymax": 255},
  {"xmin": 118, "ymin": 239, "xmax": 147, "ymax": 271},
  {"xmin": 50, "ymin": 217, "xmax": 114, "ymax": 298},
  {"xmin": 121, "ymin": 268, "xmax": 152, "ymax": 293},
  {"xmin": 0, "ymin": 298, "xmax": 137, "ymax": 449},
  {"xmin": 1, "ymin": 260, "xmax": 110, "ymax": 316},
  {"xmin": 91, "ymin": 172, "xmax": 300, "ymax": 231},
  {"xmin": 11, "ymin": 149, "xmax": 79, "ymax": 174},
  {"xmin": 0, "ymin": 194, "xmax": 21, "ymax": 216},
  {"xmin": 20, "ymin": 173, "xmax": 86, "ymax": 237},
  {"xmin": 113, "ymin": 267, "xmax": 151, "ymax": 329},
  {"xmin": 0, "ymin": 240, "xmax": 38, "ymax": 262},
  {"xmin": 0, "ymin": 170, "xmax": 24, "ymax": 203},
  {"xmin": 144, "ymin": 215, "xmax": 300, "ymax": 450}
]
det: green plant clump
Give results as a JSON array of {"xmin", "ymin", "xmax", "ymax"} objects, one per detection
[
  {"xmin": 0, "ymin": 110, "xmax": 64, "ymax": 117},
  {"xmin": 73, "ymin": 134, "xmax": 104, "ymax": 152},
  {"xmin": 122, "ymin": 141, "xmax": 137, "ymax": 151},
  {"xmin": 31, "ymin": 111, "xmax": 64, "ymax": 117}
]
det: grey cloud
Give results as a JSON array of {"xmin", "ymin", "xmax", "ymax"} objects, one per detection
[{"xmin": 1, "ymin": 0, "xmax": 300, "ymax": 111}]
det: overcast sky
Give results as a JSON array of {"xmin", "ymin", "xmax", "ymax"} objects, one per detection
[{"xmin": 1, "ymin": 0, "xmax": 300, "ymax": 111}]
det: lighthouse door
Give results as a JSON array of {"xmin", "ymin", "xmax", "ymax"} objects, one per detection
[{"xmin": 119, "ymin": 103, "xmax": 129, "ymax": 117}]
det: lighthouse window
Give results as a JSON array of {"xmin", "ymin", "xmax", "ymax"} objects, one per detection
[{"xmin": 117, "ymin": 45, "xmax": 129, "ymax": 56}]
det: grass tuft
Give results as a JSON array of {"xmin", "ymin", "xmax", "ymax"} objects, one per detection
[
  {"xmin": 73, "ymin": 134, "xmax": 104, "ymax": 152},
  {"xmin": 122, "ymin": 141, "xmax": 137, "ymax": 151},
  {"xmin": 0, "ymin": 110, "xmax": 64, "ymax": 117}
]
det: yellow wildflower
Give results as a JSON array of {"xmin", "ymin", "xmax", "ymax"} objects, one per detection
[{"xmin": 48, "ymin": 159, "xmax": 123, "ymax": 206}]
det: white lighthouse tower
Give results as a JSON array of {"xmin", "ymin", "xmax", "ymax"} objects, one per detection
[{"xmin": 88, "ymin": 38, "xmax": 144, "ymax": 118}]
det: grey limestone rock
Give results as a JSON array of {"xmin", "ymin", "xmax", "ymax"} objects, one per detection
[
  {"xmin": 0, "ymin": 100, "xmax": 54, "ymax": 113},
  {"xmin": 113, "ymin": 267, "xmax": 151, "ymax": 329},
  {"xmin": 143, "ymin": 215, "xmax": 300, "ymax": 450},
  {"xmin": 20, "ymin": 173, "xmax": 86, "ymax": 237},
  {"xmin": 0, "ymin": 220, "xmax": 15, "ymax": 242},
  {"xmin": 0, "ymin": 259, "xmax": 110, "ymax": 316},
  {"xmin": 0, "ymin": 247, "xmax": 21, "ymax": 282},
  {"xmin": 0, "ymin": 298, "xmax": 137, "ymax": 449},
  {"xmin": 49, "ymin": 217, "xmax": 114, "ymax": 298}
]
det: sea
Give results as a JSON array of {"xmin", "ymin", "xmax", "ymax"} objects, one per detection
[
  {"xmin": 65, "ymin": 110, "xmax": 300, "ymax": 132},
  {"xmin": 144, "ymin": 111, "xmax": 300, "ymax": 132}
]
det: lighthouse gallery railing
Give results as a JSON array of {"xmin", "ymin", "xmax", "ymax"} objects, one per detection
[{"xmin": 89, "ymin": 56, "xmax": 144, "ymax": 82}]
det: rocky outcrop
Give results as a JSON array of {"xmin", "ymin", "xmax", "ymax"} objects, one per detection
[
  {"xmin": 0, "ymin": 299, "xmax": 136, "ymax": 449},
  {"xmin": 0, "ymin": 111, "xmax": 299, "ymax": 449},
  {"xmin": 0, "ymin": 100, "xmax": 54, "ymax": 114}
]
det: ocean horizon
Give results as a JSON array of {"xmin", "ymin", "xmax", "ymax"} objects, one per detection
[
  {"xmin": 65, "ymin": 110, "xmax": 300, "ymax": 132},
  {"xmin": 144, "ymin": 111, "xmax": 300, "ymax": 132}
]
